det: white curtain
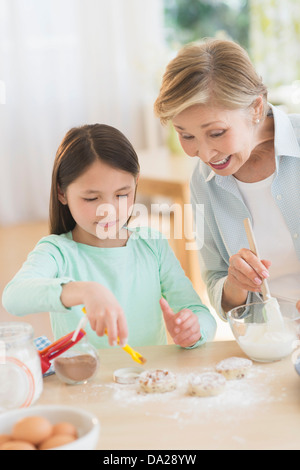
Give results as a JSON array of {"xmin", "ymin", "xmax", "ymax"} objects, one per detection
[{"xmin": 0, "ymin": 0, "xmax": 166, "ymax": 225}]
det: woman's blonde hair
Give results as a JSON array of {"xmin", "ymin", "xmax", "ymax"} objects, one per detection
[{"xmin": 154, "ymin": 38, "xmax": 268, "ymax": 124}]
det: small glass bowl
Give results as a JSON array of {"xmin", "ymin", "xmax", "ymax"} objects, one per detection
[
  {"xmin": 227, "ymin": 299, "xmax": 300, "ymax": 363},
  {"xmin": 53, "ymin": 336, "xmax": 99, "ymax": 385}
]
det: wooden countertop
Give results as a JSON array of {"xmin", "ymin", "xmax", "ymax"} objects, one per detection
[{"xmin": 37, "ymin": 341, "xmax": 300, "ymax": 450}]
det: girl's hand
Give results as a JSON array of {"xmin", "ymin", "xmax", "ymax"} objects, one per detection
[
  {"xmin": 83, "ymin": 283, "xmax": 128, "ymax": 346},
  {"xmin": 160, "ymin": 297, "xmax": 201, "ymax": 348},
  {"xmin": 61, "ymin": 281, "xmax": 128, "ymax": 346}
]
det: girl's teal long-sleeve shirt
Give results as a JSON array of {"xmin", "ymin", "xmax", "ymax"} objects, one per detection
[{"xmin": 2, "ymin": 226, "xmax": 216, "ymax": 349}]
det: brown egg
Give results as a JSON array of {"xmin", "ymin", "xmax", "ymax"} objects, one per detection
[
  {"xmin": 52, "ymin": 422, "xmax": 78, "ymax": 438},
  {"xmin": 0, "ymin": 440, "xmax": 36, "ymax": 450},
  {"xmin": 39, "ymin": 434, "xmax": 76, "ymax": 450},
  {"xmin": 0, "ymin": 434, "xmax": 12, "ymax": 446},
  {"xmin": 12, "ymin": 416, "xmax": 53, "ymax": 446}
]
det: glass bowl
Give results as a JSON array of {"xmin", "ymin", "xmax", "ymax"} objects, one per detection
[
  {"xmin": 227, "ymin": 299, "xmax": 300, "ymax": 363},
  {"xmin": 53, "ymin": 336, "xmax": 99, "ymax": 385}
]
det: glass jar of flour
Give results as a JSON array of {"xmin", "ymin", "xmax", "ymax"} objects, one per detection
[{"xmin": 0, "ymin": 322, "xmax": 43, "ymax": 410}]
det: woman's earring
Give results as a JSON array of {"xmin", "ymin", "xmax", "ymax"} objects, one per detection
[{"xmin": 255, "ymin": 118, "xmax": 260, "ymax": 124}]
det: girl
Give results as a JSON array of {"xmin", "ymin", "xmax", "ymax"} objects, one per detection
[{"xmin": 2, "ymin": 124, "xmax": 216, "ymax": 349}]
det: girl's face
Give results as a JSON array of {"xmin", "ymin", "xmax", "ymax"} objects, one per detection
[
  {"xmin": 172, "ymin": 104, "xmax": 260, "ymax": 177},
  {"xmin": 58, "ymin": 159, "xmax": 137, "ymax": 247}
]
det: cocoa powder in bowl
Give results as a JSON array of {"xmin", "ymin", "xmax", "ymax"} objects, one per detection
[{"xmin": 54, "ymin": 354, "xmax": 98, "ymax": 383}]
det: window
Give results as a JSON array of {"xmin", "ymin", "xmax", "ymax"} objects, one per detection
[{"xmin": 163, "ymin": 0, "xmax": 249, "ymax": 50}]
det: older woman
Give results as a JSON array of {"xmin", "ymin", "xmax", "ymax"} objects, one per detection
[{"xmin": 154, "ymin": 38, "xmax": 300, "ymax": 318}]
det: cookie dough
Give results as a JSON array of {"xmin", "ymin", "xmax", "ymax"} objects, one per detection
[
  {"xmin": 188, "ymin": 372, "xmax": 226, "ymax": 397},
  {"xmin": 215, "ymin": 357, "xmax": 253, "ymax": 380},
  {"xmin": 139, "ymin": 369, "xmax": 176, "ymax": 393}
]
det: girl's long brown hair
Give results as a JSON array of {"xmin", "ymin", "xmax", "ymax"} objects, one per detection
[{"xmin": 49, "ymin": 124, "xmax": 140, "ymax": 235}]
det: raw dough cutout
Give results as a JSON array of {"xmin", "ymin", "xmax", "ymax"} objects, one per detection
[
  {"xmin": 139, "ymin": 369, "xmax": 176, "ymax": 393},
  {"xmin": 188, "ymin": 372, "xmax": 226, "ymax": 397},
  {"xmin": 215, "ymin": 357, "xmax": 253, "ymax": 380}
]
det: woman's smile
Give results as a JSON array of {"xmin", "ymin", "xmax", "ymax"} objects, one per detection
[{"xmin": 209, "ymin": 155, "xmax": 232, "ymax": 170}]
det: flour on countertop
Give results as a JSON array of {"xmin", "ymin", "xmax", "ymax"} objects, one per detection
[{"xmin": 93, "ymin": 365, "xmax": 284, "ymax": 425}]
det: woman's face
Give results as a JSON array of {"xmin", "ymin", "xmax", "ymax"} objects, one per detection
[
  {"xmin": 172, "ymin": 104, "xmax": 259, "ymax": 177},
  {"xmin": 58, "ymin": 159, "xmax": 137, "ymax": 246}
]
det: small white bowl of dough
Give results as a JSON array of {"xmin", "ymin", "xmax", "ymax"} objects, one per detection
[
  {"xmin": 113, "ymin": 367, "xmax": 144, "ymax": 384},
  {"xmin": 0, "ymin": 405, "xmax": 100, "ymax": 450},
  {"xmin": 228, "ymin": 299, "xmax": 300, "ymax": 363}
]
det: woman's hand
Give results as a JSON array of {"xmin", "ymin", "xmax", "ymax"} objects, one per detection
[
  {"xmin": 160, "ymin": 297, "xmax": 201, "ymax": 348},
  {"xmin": 61, "ymin": 281, "xmax": 128, "ymax": 346},
  {"xmin": 222, "ymin": 249, "xmax": 271, "ymax": 313},
  {"xmin": 228, "ymin": 248, "xmax": 271, "ymax": 291},
  {"xmin": 297, "ymin": 300, "xmax": 300, "ymax": 313}
]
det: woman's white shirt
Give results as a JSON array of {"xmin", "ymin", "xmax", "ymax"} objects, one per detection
[{"xmin": 235, "ymin": 174, "xmax": 300, "ymax": 302}]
